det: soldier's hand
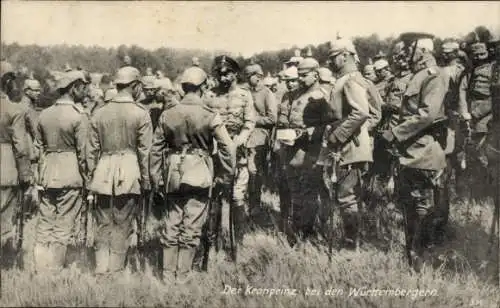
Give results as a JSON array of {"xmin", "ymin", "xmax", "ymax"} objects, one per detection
[{"xmin": 381, "ymin": 130, "xmax": 395, "ymax": 143}]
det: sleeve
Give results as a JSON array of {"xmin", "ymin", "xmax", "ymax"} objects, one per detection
[
  {"xmin": 256, "ymin": 89, "xmax": 278, "ymax": 128},
  {"xmin": 86, "ymin": 116, "xmax": 101, "ymax": 182},
  {"xmin": 237, "ymin": 92, "xmax": 256, "ymax": 143},
  {"xmin": 211, "ymin": 113, "xmax": 236, "ymax": 180},
  {"xmin": 11, "ymin": 108, "xmax": 32, "ymax": 184},
  {"xmin": 366, "ymin": 82, "xmax": 383, "ymax": 132},
  {"xmin": 392, "ymin": 75, "xmax": 447, "ymax": 142},
  {"xmin": 74, "ymin": 114, "xmax": 89, "ymax": 185},
  {"xmin": 277, "ymin": 94, "xmax": 290, "ymax": 128},
  {"xmin": 330, "ymin": 79, "xmax": 370, "ymax": 143},
  {"xmin": 137, "ymin": 111, "xmax": 153, "ymax": 190},
  {"xmin": 458, "ymin": 74, "xmax": 471, "ymax": 120},
  {"xmin": 149, "ymin": 113, "xmax": 168, "ymax": 189}
]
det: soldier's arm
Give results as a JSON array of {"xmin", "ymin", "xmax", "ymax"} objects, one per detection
[
  {"xmin": 256, "ymin": 89, "xmax": 278, "ymax": 128},
  {"xmin": 458, "ymin": 73, "xmax": 471, "ymax": 120},
  {"xmin": 277, "ymin": 94, "xmax": 290, "ymax": 128},
  {"xmin": 329, "ymin": 79, "xmax": 370, "ymax": 144},
  {"xmin": 366, "ymin": 81, "xmax": 383, "ymax": 132},
  {"xmin": 86, "ymin": 116, "xmax": 100, "ymax": 181},
  {"xmin": 211, "ymin": 113, "xmax": 236, "ymax": 179},
  {"xmin": 236, "ymin": 91, "xmax": 256, "ymax": 144},
  {"xmin": 149, "ymin": 113, "xmax": 168, "ymax": 189},
  {"xmin": 74, "ymin": 114, "xmax": 89, "ymax": 184},
  {"xmin": 392, "ymin": 75, "xmax": 447, "ymax": 142},
  {"xmin": 137, "ymin": 111, "xmax": 153, "ymax": 190},
  {"xmin": 11, "ymin": 108, "xmax": 32, "ymax": 184}
]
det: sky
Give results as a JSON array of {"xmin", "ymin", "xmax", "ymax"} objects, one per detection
[{"xmin": 2, "ymin": 1, "xmax": 500, "ymax": 58}]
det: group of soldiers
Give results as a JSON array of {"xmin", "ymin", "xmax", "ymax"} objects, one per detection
[{"xmin": 1, "ymin": 30, "xmax": 499, "ymax": 285}]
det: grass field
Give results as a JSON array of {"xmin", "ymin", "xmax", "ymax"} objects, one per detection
[{"xmin": 1, "ymin": 193, "xmax": 499, "ymax": 308}]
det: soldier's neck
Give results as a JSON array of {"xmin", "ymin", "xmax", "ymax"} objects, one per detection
[{"xmin": 337, "ymin": 64, "xmax": 358, "ymax": 78}]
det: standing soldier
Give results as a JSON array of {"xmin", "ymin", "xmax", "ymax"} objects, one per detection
[
  {"xmin": 326, "ymin": 38, "xmax": 377, "ymax": 250},
  {"xmin": 276, "ymin": 57, "xmax": 332, "ymax": 244},
  {"xmin": 466, "ymin": 40, "xmax": 495, "ymax": 200},
  {"xmin": 139, "ymin": 75, "xmax": 161, "ymax": 129},
  {"xmin": 33, "ymin": 70, "xmax": 90, "ymax": 272},
  {"xmin": 363, "ymin": 59, "xmax": 377, "ymax": 83},
  {"xmin": 318, "ymin": 67, "xmax": 335, "ymax": 101},
  {"xmin": 204, "ymin": 55, "xmax": 255, "ymax": 257},
  {"xmin": 19, "ymin": 77, "xmax": 43, "ymax": 182},
  {"xmin": 87, "ymin": 66, "xmax": 152, "ymax": 275},
  {"xmin": 433, "ymin": 40, "xmax": 471, "ymax": 240},
  {"xmin": 150, "ymin": 66, "xmax": 235, "ymax": 284},
  {"xmin": 380, "ymin": 33, "xmax": 448, "ymax": 272},
  {"xmin": 373, "ymin": 59, "xmax": 394, "ymax": 101},
  {"xmin": 241, "ymin": 63, "xmax": 277, "ymax": 223},
  {"xmin": 0, "ymin": 61, "xmax": 32, "ymax": 268}
]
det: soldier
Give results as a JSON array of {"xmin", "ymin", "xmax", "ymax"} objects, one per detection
[
  {"xmin": 363, "ymin": 60, "xmax": 377, "ymax": 83},
  {"xmin": 241, "ymin": 63, "xmax": 277, "ymax": 223},
  {"xmin": 150, "ymin": 66, "xmax": 235, "ymax": 284},
  {"xmin": 155, "ymin": 77, "xmax": 178, "ymax": 110},
  {"xmin": 318, "ymin": 67, "xmax": 335, "ymax": 101},
  {"xmin": 87, "ymin": 66, "xmax": 152, "ymax": 275},
  {"xmin": 33, "ymin": 70, "xmax": 90, "ymax": 272},
  {"xmin": 139, "ymin": 75, "xmax": 162, "ymax": 130},
  {"xmin": 432, "ymin": 40, "xmax": 472, "ymax": 240},
  {"xmin": 19, "ymin": 78, "xmax": 43, "ymax": 162},
  {"xmin": 326, "ymin": 38, "xmax": 378, "ymax": 250},
  {"xmin": 276, "ymin": 57, "xmax": 332, "ymax": 244},
  {"xmin": 0, "ymin": 61, "xmax": 32, "ymax": 268},
  {"xmin": 380, "ymin": 32, "xmax": 448, "ymax": 272},
  {"xmin": 285, "ymin": 49, "xmax": 304, "ymax": 69},
  {"xmin": 466, "ymin": 40, "xmax": 495, "ymax": 201},
  {"xmin": 373, "ymin": 59, "xmax": 394, "ymax": 100},
  {"xmin": 204, "ymin": 55, "xmax": 255, "ymax": 255}
]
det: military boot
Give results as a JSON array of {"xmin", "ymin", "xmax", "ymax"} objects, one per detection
[
  {"xmin": 94, "ymin": 247, "xmax": 110, "ymax": 275},
  {"xmin": 233, "ymin": 204, "xmax": 248, "ymax": 245},
  {"xmin": 176, "ymin": 246, "xmax": 196, "ymax": 285},
  {"xmin": 108, "ymin": 250, "xmax": 127, "ymax": 273},
  {"xmin": 162, "ymin": 246, "xmax": 178, "ymax": 285},
  {"xmin": 408, "ymin": 215, "xmax": 427, "ymax": 273},
  {"xmin": 51, "ymin": 242, "xmax": 68, "ymax": 269},
  {"xmin": 342, "ymin": 211, "xmax": 360, "ymax": 251},
  {"xmin": 33, "ymin": 243, "xmax": 53, "ymax": 273}
]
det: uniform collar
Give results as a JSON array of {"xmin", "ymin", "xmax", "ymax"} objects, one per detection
[
  {"xmin": 55, "ymin": 96, "xmax": 76, "ymax": 105},
  {"xmin": 112, "ymin": 91, "xmax": 135, "ymax": 103},
  {"xmin": 181, "ymin": 92, "xmax": 203, "ymax": 105}
]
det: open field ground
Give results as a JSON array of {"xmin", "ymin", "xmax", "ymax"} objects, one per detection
[{"xmin": 1, "ymin": 194, "xmax": 499, "ymax": 307}]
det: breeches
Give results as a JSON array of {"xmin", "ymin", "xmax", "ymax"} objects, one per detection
[
  {"xmin": 398, "ymin": 167, "xmax": 437, "ymax": 218},
  {"xmin": 159, "ymin": 188, "xmax": 209, "ymax": 249},
  {"xmin": 35, "ymin": 188, "xmax": 82, "ymax": 245},
  {"xmin": 283, "ymin": 166, "xmax": 322, "ymax": 235},
  {"xmin": 94, "ymin": 194, "xmax": 138, "ymax": 254},
  {"xmin": 336, "ymin": 164, "xmax": 366, "ymax": 214}
]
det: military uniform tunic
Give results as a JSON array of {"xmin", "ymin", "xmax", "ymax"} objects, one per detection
[
  {"xmin": 150, "ymin": 92, "xmax": 235, "ymax": 249},
  {"xmin": 87, "ymin": 91, "xmax": 153, "ymax": 271},
  {"xmin": 35, "ymin": 97, "xmax": 87, "ymax": 248},
  {"xmin": 0, "ymin": 92, "xmax": 32, "ymax": 246}
]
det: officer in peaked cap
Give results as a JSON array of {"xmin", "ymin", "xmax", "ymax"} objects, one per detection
[
  {"xmin": 363, "ymin": 63, "xmax": 377, "ymax": 83},
  {"xmin": 20, "ymin": 76, "xmax": 43, "ymax": 168},
  {"xmin": 282, "ymin": 66, "xmax": 300, "ymax": 92},
  {"xmin": 87, "ymin": 64, "xmax": 152, "ymax": 275},
  {"xmin": 212, "ymin": 55, "xmax": 241, "ymax": 76},
  {"xmin": 373, "ymin": 59, "xmax": 394, "ymax": 100},
  {"xmin": 204, "ymin": 54, "xmax": 255, "ymax": 262},
  {"xmin": 33, "ymin": 69, "xmax": 90, "ymax": 272},
  {"xmin": 382, "ymin": 32, "xmax": 448, "ymax": 272}
]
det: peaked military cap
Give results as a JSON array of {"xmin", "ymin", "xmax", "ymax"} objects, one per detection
[
  {"xmin": 212, "ymin": 55, "xmax": 240, "ymax": 74},
  {"xmin": 297, "ymin": 57, "xmax": 319, "ymax": 74},
  {"xmin": 141, "ymin": 75, "xmax": 158, "ymax": 89},
  {"xmin": 114, "ymin": 66, "xmax": 141, "ymax": 85},
  {"xmin": 374, "ymin": 59, "xmax": 389, "ymax": 70},
  {"xmin": 180, "ymin": 67, "xmax": 207, "ymax": 87},
  {"xmin": 56, "ymin": 70, "xmax": 89, "ymax": 90},
  {"xmin": 282, "ymin": 66, "xmax": 299, "ymax": 80}
]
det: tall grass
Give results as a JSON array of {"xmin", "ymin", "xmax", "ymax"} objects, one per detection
[{"xmin": 1, "ymin": 196, "xmax": 499, "ymax": 308}]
